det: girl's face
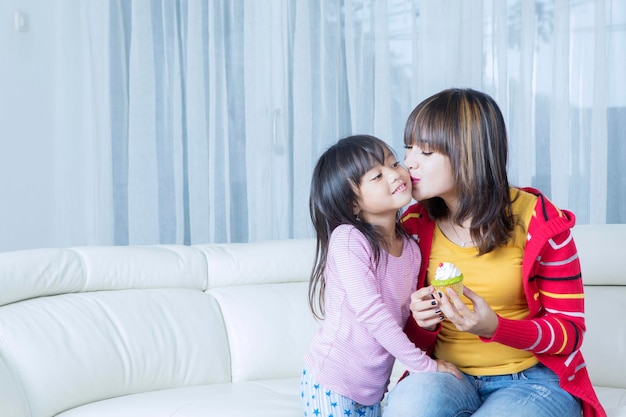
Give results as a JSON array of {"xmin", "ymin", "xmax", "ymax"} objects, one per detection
[
  {"xmin": 354, "ymin": 152, "xmax": 412, "ymax": 224},
  {"xmin": 403, "ymin": 143, "xmax": 456, "ymax": 203}
]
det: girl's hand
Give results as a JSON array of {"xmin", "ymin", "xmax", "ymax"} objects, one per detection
[
  {"xmin": 437, "ymin": 286, "xmax": 499, "ymax": 338},
  {"xmin": 435, "ymin": 358, "xmax": 463, "ymax": 379},
  {"xmin": 409, "ymin": 286, "xmax": 444, "ymax": 331}
]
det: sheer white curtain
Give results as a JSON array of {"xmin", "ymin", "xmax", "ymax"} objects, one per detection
[{"xmin": 0, "ymin": 0, "xmax": 623, "ymax": 252}]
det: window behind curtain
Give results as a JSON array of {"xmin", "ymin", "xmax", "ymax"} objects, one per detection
[{"xmin": 0, "ymin": 0, "xmax": 623, "ymax": 252}]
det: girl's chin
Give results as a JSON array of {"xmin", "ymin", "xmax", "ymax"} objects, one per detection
[{"xmin": 400, "ymin": 195, "xmax": 413, "ymax": 207}]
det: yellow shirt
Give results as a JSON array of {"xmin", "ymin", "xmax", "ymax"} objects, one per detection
[{"xmin": 428, "ymin": 189, "xmax": 539, "ymax": 375}]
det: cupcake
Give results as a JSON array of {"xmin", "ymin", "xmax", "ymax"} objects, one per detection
[{"xmin": 432, "ymin": 262, "xmax": 464, "ymax": 296}]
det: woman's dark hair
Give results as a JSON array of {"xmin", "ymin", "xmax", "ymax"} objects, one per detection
[
  {"xmin": 404, "ymin": 88, "xmax": 515, "ymax": 255},
  {"xmin": 308, "ymin": 134, "xmax": 406, "ymax": 319}
]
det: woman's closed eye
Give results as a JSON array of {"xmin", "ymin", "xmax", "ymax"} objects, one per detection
[{"xmin": 404, "ymin": 144, "xmax": 433, "ymax": 156}]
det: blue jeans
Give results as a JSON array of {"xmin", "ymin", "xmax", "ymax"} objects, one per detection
[{"xmin": 384, "ymin": 363, "xmax": 581, "ymax": 417}]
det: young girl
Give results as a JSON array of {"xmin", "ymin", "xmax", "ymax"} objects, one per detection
[{"xmin": 301, "ymin": 135, "xmax": 460, "ymax": 417}]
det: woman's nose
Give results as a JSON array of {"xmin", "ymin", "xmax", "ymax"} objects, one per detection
[{"xmin": 404, "ymin": 149, "xmax": 418, "ymax": 169}]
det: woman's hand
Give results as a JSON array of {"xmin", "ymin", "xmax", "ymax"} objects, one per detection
[
  {"xmin": 409, "ymin": 286, "xmax": 445, "ymax": 331},
  {"xmin": 437, "ymin": 286, "xmax": 499, "ymax": 339}
]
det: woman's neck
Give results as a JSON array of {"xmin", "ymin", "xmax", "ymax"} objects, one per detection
[{"xmin": 439, "ymin": 214, "xmax": 473, "ymax": 247}]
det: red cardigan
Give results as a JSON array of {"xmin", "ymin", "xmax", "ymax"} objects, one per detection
[{"xmin": 400, "ymin": 187, "xmax": 606, "ymax": 417}]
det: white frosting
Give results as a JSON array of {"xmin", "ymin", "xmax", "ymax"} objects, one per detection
[{"xmin": 434, "ymin": 262, "xmax": 462, "ymax": 281}]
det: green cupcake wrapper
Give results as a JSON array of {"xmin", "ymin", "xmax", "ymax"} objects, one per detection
[
  {"xmin": 432, "ymin": 275, "xmax": 463, "ymax": 286},
  {"xmin": 432, "ymin": 276, "xmax": 464, "ymax": 296}
]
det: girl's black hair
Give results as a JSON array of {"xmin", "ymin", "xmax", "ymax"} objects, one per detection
[{"xmin": 308, "ymin": 134, "xmax": 407, "ymax": 319}]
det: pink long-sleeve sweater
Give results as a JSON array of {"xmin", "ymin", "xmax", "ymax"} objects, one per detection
[{"xmin": 304, "ymin": 224, "xmax": 436, "ymax": 406}]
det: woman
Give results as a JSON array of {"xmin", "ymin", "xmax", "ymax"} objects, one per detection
[{"xmin": 384, "ymin": 89, "xmax": 605, "ymax": 417}]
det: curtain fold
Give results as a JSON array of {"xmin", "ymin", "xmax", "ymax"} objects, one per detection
[
  {"xmin": 550, "ymin": 0, "xmax": 570, "ymax": 209},
  {"xmin": 590, "ymin": 0, "xmax": 608, "ymax": 223},
  {"xmin": 0, "ymin": 0, "xmax": 624, "ymax": 252}
]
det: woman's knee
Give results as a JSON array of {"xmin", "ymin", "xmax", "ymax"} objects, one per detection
[{"xmin": 385, "ymin": 372, "xmax": 477, "ymax": 417}]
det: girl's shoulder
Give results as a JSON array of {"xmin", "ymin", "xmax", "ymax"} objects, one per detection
[
  {"xmin": 331, "ymin": 223, "xmax": 359, "ymax": 236},
  {"xmin": 330, "ymin": 224, "xmax": 367, "ymax": 245},
  {"xmin": 329, "ymin": 224, "xmax": 373, "ymax": 258}
]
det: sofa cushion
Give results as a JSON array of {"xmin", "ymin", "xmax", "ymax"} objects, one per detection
[
  {"xmin": 593, "ymin": 387, "xmax": 626, "ymax": 417},
  {"xmin": 198, "ymin": 239, "xmax": 315, "ymax": 288},
  {"xmin": 573, "ymin": 224, "xmax": 625, "ymax": 286},
  {"xmin": 209, "ymin": 282, "xmax": 319, "ymax": 382},
  {"xmin": 0, "ymin": 289, "xmax": 230, "ymax": 417},
  {"xmin": 582, "ymin": 286, "xmax": 626, "ymax": 391},
  {"xmin": 55, "ymin": 379, "xmax": 303, "ymax": 417},
  {"xmin": 0, "ymin": 245, "xmax": 208, "ymax": 307}
]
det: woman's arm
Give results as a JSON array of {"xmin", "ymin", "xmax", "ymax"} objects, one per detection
[
  {"xmin": 439, "ymin": 228, "xmax": 585, "ymax": 356},
  {"xmin": 485, "ymin": 228, "xmax": 585, "ymax": 355},
  {"xmin": 405, "ymin": 286, "xmax": 441, "ymax": 354}
]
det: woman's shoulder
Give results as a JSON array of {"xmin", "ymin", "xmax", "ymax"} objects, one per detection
[
  {"xmin": 511, "ymin": 187, "xmax": 539, "ymax": 221},
  {"xmin": 511, "ymin": 187, "xmax": 539, "ymax": 202},
  {"xmin": 400, "ymin": 202, "xmax": 434, "ymax": 238},
  {"xmin": 514, "ymin": 187, "xmax": 576, "ymax": 237},
  {"xmin": 400, "ymin": 202, "xmax": 430, "ymax": 224}
]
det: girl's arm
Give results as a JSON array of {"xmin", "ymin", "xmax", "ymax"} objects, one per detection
[{"xmin": 330, "ymin": 226, "xmax": 438, "ymax": 373}]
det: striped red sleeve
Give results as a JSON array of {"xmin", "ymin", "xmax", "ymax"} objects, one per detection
[{"xmin": 483, "ymin": 228, "xmax": 586, "ymax": 355}]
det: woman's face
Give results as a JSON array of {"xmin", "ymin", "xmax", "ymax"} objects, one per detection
[{"xmin": 403, "ymin": 143, "xmax": 456, "ymax": 202}]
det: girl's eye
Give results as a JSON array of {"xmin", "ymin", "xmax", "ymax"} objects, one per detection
[
  {"xmin": 372, "ymin": 173, "xmax": 383, "ymax": 180},
  {"xmin": 403, "ymin": 145, "xmax": 412, "ymax": 150},
  {"xmin": 392, "ymin": 161, "xmax": 401, "ymax": 168},
  {"xmin": 421, "ymin": 151, "xmax": 433, "ymax": 156}
]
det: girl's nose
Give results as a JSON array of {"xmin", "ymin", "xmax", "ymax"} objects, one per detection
[{"xmin": 389, "ymin": 171, "xmax": 400, "ymax": 182}]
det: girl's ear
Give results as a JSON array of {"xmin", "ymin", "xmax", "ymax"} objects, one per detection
[{"xmin": 352, "ymin": 202, "xmax": 360, "ymax": 216}]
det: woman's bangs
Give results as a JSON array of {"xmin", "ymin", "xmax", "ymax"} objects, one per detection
[
  {"xmin": 416, "ymin": 122, "xmax": 448, "ymax": 154},
  {"xmin": 406, "ymin": 105, "xmax": 448, "ymax": 154}
]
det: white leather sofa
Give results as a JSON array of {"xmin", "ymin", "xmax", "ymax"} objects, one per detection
[{"xmin": 0, "ymin": 224, "xmax": 624, "ymax": 417}]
